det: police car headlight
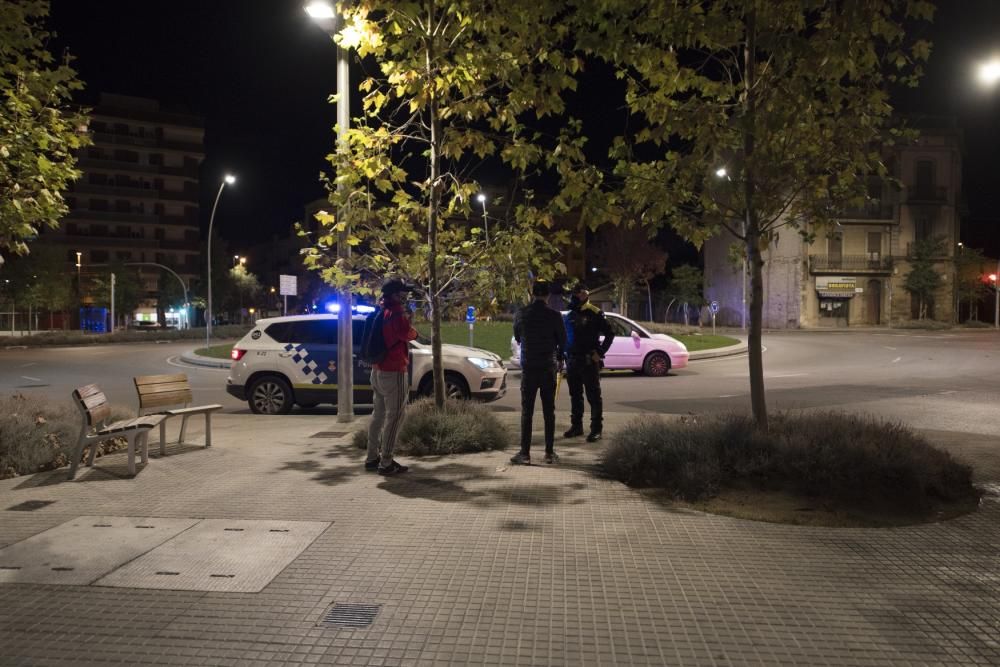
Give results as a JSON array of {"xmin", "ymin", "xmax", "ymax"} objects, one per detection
[{"xmin": 466, "ymin": 356, "xmax": 500, "ymax": 369}]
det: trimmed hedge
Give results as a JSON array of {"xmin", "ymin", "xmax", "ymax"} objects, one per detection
[
  {"xmin": 354, "ymin": 398, "xmax": 510, "ymax": 456},
  {"xmin": 601, "ymin": 412, "xmax": 976, "ymax": 513}
]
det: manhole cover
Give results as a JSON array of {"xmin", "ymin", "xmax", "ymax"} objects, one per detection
[
  {"xmin": 310, "ymin": 431, "xmax": 349, "ymax": 438},
  {"xmin": 319, "ymin": 603, "xmax": 381, "ymax": 628},
  {"xmin": 6, "ymin": 500, "xmax": 56, "ymax": 512}
]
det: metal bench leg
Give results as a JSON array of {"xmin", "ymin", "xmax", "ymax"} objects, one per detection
[
  {"xmin": 179, "ymin": 414, "xmax": 190, "ymax": 445},
  {"xmin": 204, "ymin": 412, "xmax": 212, "ymax": 448},
  {"xmin": 140, "ymin": 430, "xmax": 150, "ymax": 465},
  {"xmin": 126, "ymin": 432, "xmax": 138, "ymax": 476},
  {"xmin": 68, "ymin": 431, "xmax": 88, "ymax": 480},
  {"xmin": 86, "ymin": 437, "xmax": 101, "ymax": 468},
  {"xmin": 159, "ymin": 421, "xmax": 167, "ymax": 456}
]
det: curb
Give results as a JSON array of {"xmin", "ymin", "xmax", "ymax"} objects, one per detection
[
  {"xmin": 179, "ymin": 351, "xmax": 231, "ymax": 369},
  {"xmin": 688, "ymin": 340, "xmax": 748, "ymax": 360}
]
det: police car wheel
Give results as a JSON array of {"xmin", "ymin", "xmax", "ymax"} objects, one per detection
[
  {"xmin": 444, "ymin": 374, "xmax": 470, "ymax": 400},
  {"xmin": 643, "ymin": 351, "xmax": 671, "ymax": 377},
  {"xmin": 248, "ymin": 376, "xmax": 294, "ymax": 414}
]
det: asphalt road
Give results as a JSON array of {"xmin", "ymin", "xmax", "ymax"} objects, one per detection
[{"xmin": 2, "ymin": 330, "xmax": 999, "ymax": 435}]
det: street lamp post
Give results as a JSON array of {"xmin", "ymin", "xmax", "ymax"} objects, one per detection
[
  {"xmin": 476, "ymin": 193, "xmax": 489, "ymax": 244},
  {"xmin": 306, "ymin": 0, "xmax": 354, "ymax": 422},
  {"xmin": 207, "ymin": 174, "xmax": 236, "ymax": 348}
]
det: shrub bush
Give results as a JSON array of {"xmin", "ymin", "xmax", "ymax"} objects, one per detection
[
  {"xmin": 0, "ymin": 393, "xmax": 133, "ymax": 479},
  {"xmin": 960, "ymin": 319, "xmax": 992, "ymax": 328},
  {"xmin": 601, "ymin": 412, "xmax": 976, "ymax": 513},
  {"xmin": 353, "ymin": 398, "xmax": 510, "ymax": 456},
  {"xmin": 890, "ymin": 319, "xmax": 952, "ymax": 330}
]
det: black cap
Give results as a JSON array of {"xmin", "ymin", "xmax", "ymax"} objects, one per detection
[
  {"xmin": 381, "ymin": 278, "xmax": 414, "ymax": 295},
  {"xmin": 531, "ymin": 281, "xmax": 550, "ymax": 297}
]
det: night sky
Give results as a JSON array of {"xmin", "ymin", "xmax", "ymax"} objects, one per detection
[{"xmin": 47, "ymin": 0, "xmax": 1000, "ymax": 258}]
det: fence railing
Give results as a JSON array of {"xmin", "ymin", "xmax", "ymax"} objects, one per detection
[{"xmin": 808, "ymin": 254, "xmax": 893, "ymax": 272}]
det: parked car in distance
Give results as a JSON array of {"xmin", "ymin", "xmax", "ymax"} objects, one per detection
[
  {"xmin": 227, "ymin": 313, "xmax": 507, "ymax": 414},
  {"xmin": 508, "ymin": 312, "xmax": 688, "ymax": 376}
]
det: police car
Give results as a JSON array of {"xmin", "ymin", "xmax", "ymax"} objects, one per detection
[{"xmin": 226, "ymin": 313, "xmax": 507, "ymax": 414}]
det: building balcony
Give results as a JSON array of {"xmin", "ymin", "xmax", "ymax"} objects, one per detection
[
  {"xmin": 159, "ymin": 239, "xmax": 200, "ymax": 251},
  {"xmin": 65, "ymin": 209, "xmax": 198, "ymax": 228},
  {"xmin": 808, "ymin": 254, "xmax": 894, "ymax": 274},
  {"xmin": 836, "ymin": 202, "xmax": 895, "ymax": 223},
  {"xmin": 905, "ymin": 186, "xmax": 948, "ymax": 204},
  {"xmin": 77, "ymin": 156, "xmax": 200, "ymax": 180},
  {"xmin": 904, "ymin": 242, "xmax": 953, "ymax": 260},
  {"xmin": 72, "ymin": 182, "xmax": 198, "ymax": 204},
  {"xmin": 91, "ymin": 131, "xmax": 204, "ymax": 156}
]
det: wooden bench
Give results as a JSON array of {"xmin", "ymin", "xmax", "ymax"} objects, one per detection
[
  {"xmin": 134, "ymin": 373, "xmax": 223, "ymax": 454},
  {"xmin": 71, "ymin": 384, "xmax": 165, "ymax": 479}
]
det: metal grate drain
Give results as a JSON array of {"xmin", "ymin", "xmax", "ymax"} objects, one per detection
[
  {"xmin": 310, "ymin": 431, "xmax": 349, "ymax": 438},
  {"xmin": 318, "ymin": 603, "xmax": 381, "ymax": 628},
  {"xmin": 6, "ymin": 500, "xmax": 55, "ymax": 512}
]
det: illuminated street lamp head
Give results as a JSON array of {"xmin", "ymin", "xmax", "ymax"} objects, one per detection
[
  {"xmin": 239, "ymin": 257, "xmax": 246, "ymax": 265},
  {"xmin": 476, "ymin": 193, "xmax": 487, "ymax": 203},
  {"xmin": 224, "ymin": 174, "xmax": 236, "ymax": 185},
  {"xmin": 715, "ymin": 167, "xmax": 728, "ymax": 178},
  {"xmin": 304, "ymin": 1, "xmax": 335, "ymax": 19},
  {"xmin": 990, "ymin": 274, "xmax": 998, "ymax": 283},
  {"xmin": 977, "ymin": 59, "xmax": 1000, "ymax": 86}
]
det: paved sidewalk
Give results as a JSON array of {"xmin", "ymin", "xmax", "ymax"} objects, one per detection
[{"xmin": 1, "ymin": 411, "xmax": 998, "ymax": 666}]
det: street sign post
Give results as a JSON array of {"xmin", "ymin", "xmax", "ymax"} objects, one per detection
[
  {"xmin": 709, "ymin": 300, "xmax": 719, "ymax": 335},
  {"xmin": 279, "ymin": 274, "xmax": 296, "ymax": 316},
  {"xmin": 466, "ymin": 306, "xmax": 476, "ymax": 347}
]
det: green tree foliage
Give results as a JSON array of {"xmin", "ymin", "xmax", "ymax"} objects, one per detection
[
  {"xmin": 667, "ymin": 264, "xmax": 704, "ymax": 326},
  {"xmin": 89, "ymin": 263, "xmax": 142, "ymax": 327},
  {"xmin": 954, "ymin": 245, "xmax": 989, "ymax": 322},
  {"xmin": 226, "ymin": 264, "xmax": 262, "ymax": 321},
  {"xmin": 305, "ymin": 0, "xmax": 595, "ymax": 407},
  {"xmin": 0, "ymin": 0, "xmax": 91, "ymax": 265},
  {"xmin": 1, "ymin": 247, "xmax": 72, "ymax": 328},
  {"xmin": 585, "ymin": 0, "xmax": 934, "ymax": 429},
  {"xmin": 904, "ymin": 237, "xmax": 944, "ymax": 321}
]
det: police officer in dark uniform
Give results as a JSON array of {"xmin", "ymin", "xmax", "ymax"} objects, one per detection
[
  {"xmin": 563, "ymin": 285, "xmax": 614, "ymax": 442},
  {"xmin": 511, "ymin": 281, "xmax": 567, "ymax": 465}
]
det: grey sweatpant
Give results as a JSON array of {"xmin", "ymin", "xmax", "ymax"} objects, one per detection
[{"xmin": 367, "ymin": 368, "xmax": 409, "ymax": 466}]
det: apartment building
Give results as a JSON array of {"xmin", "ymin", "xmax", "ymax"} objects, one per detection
[
  {"xmin": 704, "ymin": 121, "xmax": 962, "ymax": 328},
  {"xmin": 39, "ymin": 93, "xmax": 204, "ymax": 324}
]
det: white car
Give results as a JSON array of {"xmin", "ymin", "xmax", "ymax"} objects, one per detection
[
  {"xmin": 509, "ymin": 312, "xmax": 689, "ymax": 376},
  {"xmin": 227, "ymin": 314, "xmax": 507, "ymax": 414}
]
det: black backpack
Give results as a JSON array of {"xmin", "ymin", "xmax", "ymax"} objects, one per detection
[{"xmin": 360, "ymin": 307, "xmax": 387, "ymax": 365}]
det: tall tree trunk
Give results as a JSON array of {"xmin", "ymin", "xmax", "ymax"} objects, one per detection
[
  {"xmin": 744, "ymin": 7, "xmax": 768, "ymax": 430},
  {"xmin": 426, "ymin": 3, "xmax": 445, "ymax": 409}
]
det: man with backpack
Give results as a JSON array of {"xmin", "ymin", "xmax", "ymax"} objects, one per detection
[{"xmin": 363, "ymin": 278, "xmax": 417, "ymax": 475}]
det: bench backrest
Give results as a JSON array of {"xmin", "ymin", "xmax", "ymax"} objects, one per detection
[
  {"xmin": 134, "ymin": 373, "xmax": 192, "ymax": 412},
  {"xmin": 73, "ymin": 384, "xmax": 111, "ymax": 428}
]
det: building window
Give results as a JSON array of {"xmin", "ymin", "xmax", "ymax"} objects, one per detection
[
  {"xmin": 89, "ymin": 199, "xmax": 109, "ymax": 211},
  {"xmin": 916, "ymin": 160, "xmax": 935, "ymax": 188},
  {"xmin": 115, "ymin": 225, "xmax": 130, "ymax": 238},
  {"xmin": 149, "ymin": 153, "xmax": 163, "ymax": 166},
  {"xmin": 154, "ymin": 228, "xmax": 165, "ymax": 241},
  {"xmin": 115, "ymin": 200, "xmax": 130, "ymax": 213},
  {"xmin": 91, "ymin": 225, "xmax": 108, "ymax": 236},
  {"xmin": 914, "ymin": 210, "xmax": 936, "ymax": 242},
  {"xmin": 91, "ymin": 250, "xmax": 109, "ymax": 263},
  {"xmin": 66, "ymin": 223, "xmax": 79, "ymax": 235},
  {"xmin": 116, "ymin": 251, "xmax": 132, "ymax": 261},
  {"xmin": 867, "ymin": 232, "xmax": 882, "ymax": 260},
  {"xmin": 828, "ymin": 233, "xmax": 843, "ymax": 265}
]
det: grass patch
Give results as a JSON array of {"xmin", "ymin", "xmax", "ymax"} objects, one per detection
[
  {"xmin": 414, "ymin": 320, "xmax": 513, "ymax": 359},
  {"xmin": 194, "ymin": 343, "xmax": 235, "ymax": 359},
  {"xmin": 0, "ymin": 393, "xmax": 134, "ymax": 479},
  {"xmin": 601, "ymin": 412, "xmax": 979, "ymax": 525},
  {"xmin": 4, "ymin": 325, "xmax": 249, "ymax": 348},
  {"xmin": 353, "ymin": 398, "xmax": 510, "ymax": 456}
]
